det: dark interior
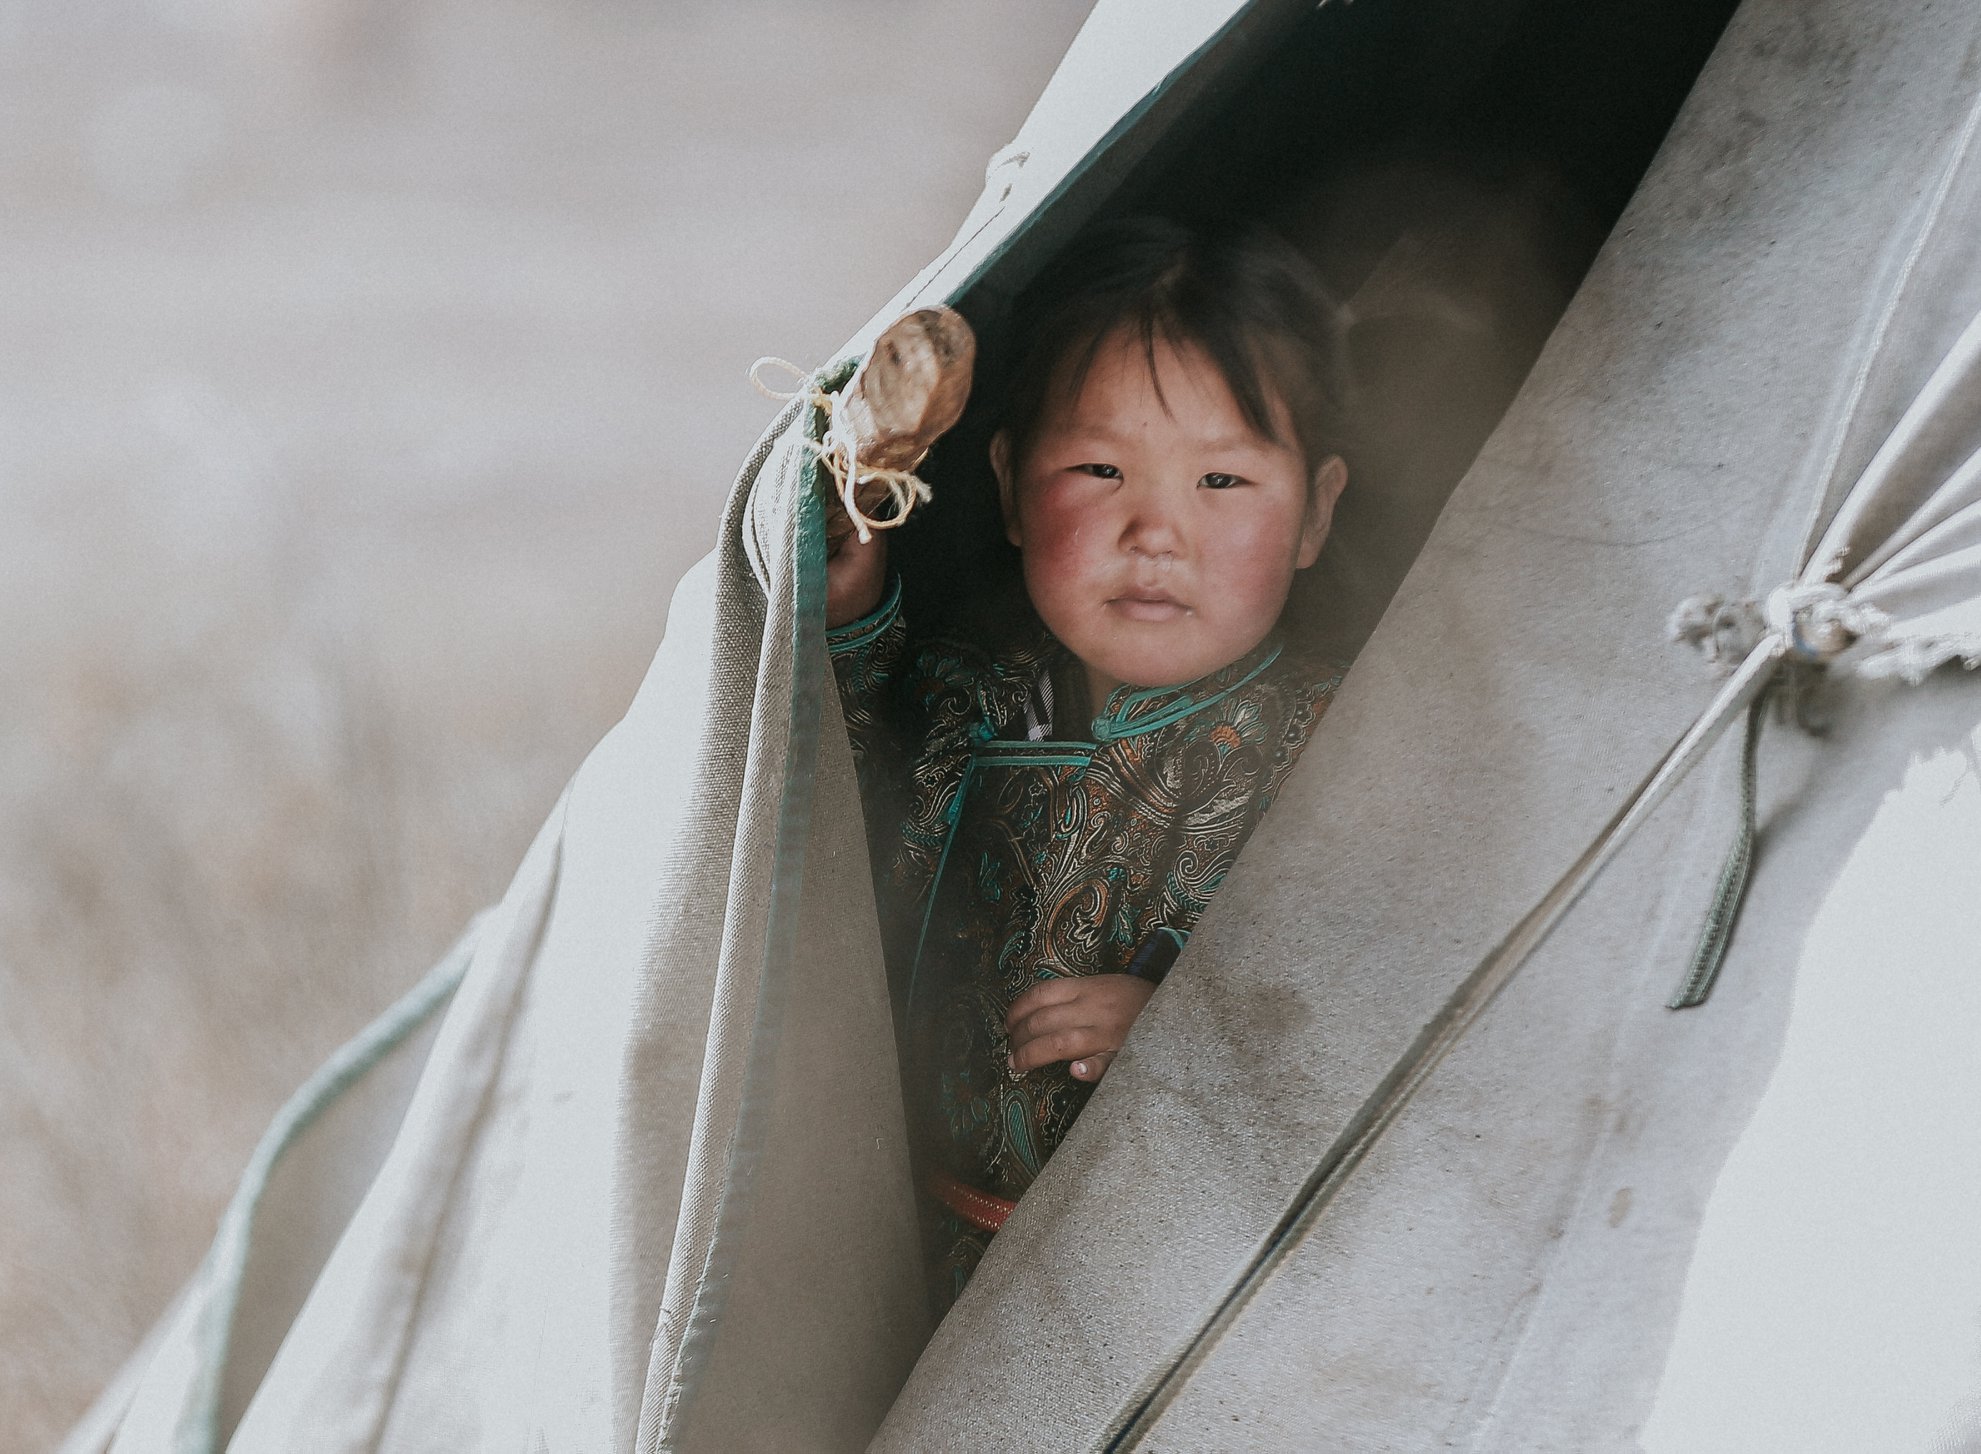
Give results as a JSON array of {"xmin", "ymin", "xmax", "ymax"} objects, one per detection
[{"xmin": 893, "ymin": 0, "xmax": 1744, "ymax": 662}]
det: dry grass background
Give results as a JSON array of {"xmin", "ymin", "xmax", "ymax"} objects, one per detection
[{"xmin": 0, "ymin": 1, "xmax": 1088, "ymax": 1443}]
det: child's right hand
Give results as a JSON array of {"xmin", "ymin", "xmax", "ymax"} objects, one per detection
[
  {"xmin": 1005, "ymin": 973, "xmax": 1157, "ymax": 1083},
  {"xmin": 825, "ymin": 526, "xmax": 888, "ymax": 629}
]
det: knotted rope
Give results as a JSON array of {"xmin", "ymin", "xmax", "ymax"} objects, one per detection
[
  {"xmin": 1663, "ymin": 578, "xmax": 1902, "ymax": 1006},
  {"xmin": 749, "ymin": 356, "xmax": 935, "ymax": 545},
  {"xmin": 1666, "ymin": 594, "xmax": 1769, "ymax": 665},
  {"xmin": 1668, "ymin": 582, "xmax": 1899, "ymax": 666}
]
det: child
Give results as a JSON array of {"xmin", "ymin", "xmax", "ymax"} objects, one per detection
[{"xmin": 825, "ymin": 216, "xmax": 1351, "ymax": 1303}]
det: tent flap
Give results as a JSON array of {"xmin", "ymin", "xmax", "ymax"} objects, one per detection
[
  {"xmin": 76, "ymin": 0, "xmax": 1981, "ymax": 1447},
  {"xmin": 874, "ymin": 0, "xmax": 1981, "ymax": 1445}
]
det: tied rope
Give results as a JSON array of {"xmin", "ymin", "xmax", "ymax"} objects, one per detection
[
  {"xmin": 749, "ymin": 356, "xmax": 935, "ymax": 545},
  {"xmin": 1662, "ymin": 581, "xmax": 1884, "ymax": 1007}
]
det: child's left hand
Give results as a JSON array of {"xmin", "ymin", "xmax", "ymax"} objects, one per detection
[{"xmin": 1006, "ymin": 974, "xmax": 1157, "ymax": 1083}]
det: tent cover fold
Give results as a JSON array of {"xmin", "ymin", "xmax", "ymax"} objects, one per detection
[{"xmin": 70, "ymin": 0, "xmax": 1981, "ymax": 1449}]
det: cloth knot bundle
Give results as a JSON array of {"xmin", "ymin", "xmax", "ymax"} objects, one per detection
[{"xmin": 1671, "ymin": 300, "xmax": 1981, "ymax": 689}]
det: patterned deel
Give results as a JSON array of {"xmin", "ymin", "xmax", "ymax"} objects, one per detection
[{"xmin": 828, "ymin": 577, "xmax": 1340, "ymax": 1295}]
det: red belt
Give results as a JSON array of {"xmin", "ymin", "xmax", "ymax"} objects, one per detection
[{"xmin": 928, "ymin": 1170, "xmax": 1017, "ymax": 1233}]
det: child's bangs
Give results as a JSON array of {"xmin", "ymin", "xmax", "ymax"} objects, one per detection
[
  {"xmin": 1006, "ymin": 223, "xmax": 1345, "ymax": 471},
  {"xmin": 1112, "ymin": 304, "xmax": 1305, "ymax": 458}
]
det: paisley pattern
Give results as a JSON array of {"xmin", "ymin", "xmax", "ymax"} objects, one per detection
[{"xmin": 830, "ymin": 578, "xmax": 1339, "ymax": 1301}]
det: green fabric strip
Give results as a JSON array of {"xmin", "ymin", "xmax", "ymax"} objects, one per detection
[
  {"xmin": 910, "ymin": 753, "xmax": 981, "ymax": 1019},
  {"xmin": 180, "ymin": 919, "xmax": 481, "ymax": 1454},
  {"xmin": 943, "ymin": 0, "xmax": 1276, "ymax": 311},
  {"xmin": 665, "ymin": 373, "xmax": 836, "ymax": 1439},
  {"xmin": 910, "ymin": 732, "xmax": 1098, "ymax": 1004},
  {"xmin": 825, "ymin": 572, "xmax": 902, "ymax": 655},
  {"xmin": 1667, "ymin": 691, "xmax": 1770, "ymax": 1010},
  {"xmin": 971, "ymin": 743, "xmax": 1096, "ymax": 769},
  {"xmin": 1091, "ymin": 643, "xmax": 1283, "ymax": 743}
]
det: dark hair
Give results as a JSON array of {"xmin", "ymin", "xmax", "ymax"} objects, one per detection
[{"xmin": 994, "ymin": 215, "xmax": 1351, "ymax": 476}]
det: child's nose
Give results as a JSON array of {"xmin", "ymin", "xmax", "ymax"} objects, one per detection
[{"xmin": 1120, "ymin": 493, "xmax": 1185, "ymax": 559}]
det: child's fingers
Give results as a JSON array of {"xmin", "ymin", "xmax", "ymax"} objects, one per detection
[
  {"xmin": 1069, "ymin": 1052, "xmax": 1116, "ymax": 1082},
  {"xmin": 1005, "ymin": 976, "xmax": 1085, "ymax": 1024},
  {"xmin": 1007, "ymin": 1026, "xmax": 1114, "ymax": 1075},
  {"xmin": 1005, "ymin": 997, "xmax": 1098, "ymax": 1044},
  {"xmin": 1006, "ymin": 975, "xmax": 1158, "ymax": 1073},
  {"xmin": 1008, "ymin": 976, "xmax": 1155, "ymax": 1034}
]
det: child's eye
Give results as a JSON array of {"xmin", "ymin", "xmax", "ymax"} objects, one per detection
[
  {"xmin": 1200, "ymin": 472, "xmax": 1246, "ymax": 490},
  {"xmin": 1072, "ymin": 463, "xmax": 1122, "ymax": 480}
]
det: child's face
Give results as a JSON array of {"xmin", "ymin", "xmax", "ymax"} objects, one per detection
[{"xmin": 993, "ymin": 327, "xmax": 1345, "ymax": 702}]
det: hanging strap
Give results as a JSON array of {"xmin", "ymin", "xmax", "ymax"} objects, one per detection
[
  {"xmin": 1667, "ymin": 689, "xmax": 1770, "ymax": 1009},
  {"xmin": 1100, "ymin": 642, "xmax": 1784, "ymax": 1450}
]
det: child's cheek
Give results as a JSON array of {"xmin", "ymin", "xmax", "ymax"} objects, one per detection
[
  {"xmin": 1023, "ymin": 484, "xmax": 1107, "ymax": 577},
  {"xmin": 1208, "ymin": 511, "xmax": 1300, "ymax": 614}
]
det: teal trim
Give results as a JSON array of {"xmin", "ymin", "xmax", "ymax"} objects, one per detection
[
  {"xmin": 970, "ymin": 741, "xmax": 1096, "ymax": 770},
  {"xmin": 909, "ymin": 727, "xmax": 1098, "ymax": 1010},
  {"xmin": 1092, "ymin": 644, "xmax": 1282, "ymax": 743},
  {"xmin": 180, "ymin": 919, "xmax": 481, "ymax": 1454},
  {"xmin": 939, "ymin": 1, "xmax": 1274, "ymax": 311},
  {"xmin": 666, "ymin": 370, "xmax": 835, "ymax": 1436},
  {"xmin": 1004, "ymin": 1093, "xmax": 1043, "ymax": 1177},
  {"xmin": 1668, "ymin": 691, "xmax": 1770, "ymax": 1009},
  {"xmin": 825, "ymin": 572, "xmax": 901, "ymax": 655},
  {"xmin": 909, "ymin": 754, "xmax": 980, "ymax": 1019}
]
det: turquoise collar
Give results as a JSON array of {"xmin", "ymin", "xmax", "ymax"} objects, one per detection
[
  {"xmin": 971, "ymin": 626, "xmax": 1286, "ymax": 747},
  {"xmin": 1089, "ymin": 636, "xmax": 1284, "ymax": 743}
]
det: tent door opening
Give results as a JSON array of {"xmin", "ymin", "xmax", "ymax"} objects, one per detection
[{"xmin": 901, "ymin": 0, "xmax": 1744, "ymax": 661}]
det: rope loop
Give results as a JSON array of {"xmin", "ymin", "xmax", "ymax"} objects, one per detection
[
  {"xmin": 1668, "ymin": 594, "xmax": 1768, "ymax": 664},
  {"xmin": 747, "ymin": 356, "xmax": 935, "ymax": 545},
  {"xmin": 1671, "ymin": 582, "xmax": 1894, "ymax": 669},
  {"xmin": 1762, "ymin": 581, "xmax": 1891, "ymax": 663}
]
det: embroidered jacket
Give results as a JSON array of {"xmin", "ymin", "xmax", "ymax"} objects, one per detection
[{"xmin": 829, "ymin": 577, "xmax": 1339, "ymax": 1295}]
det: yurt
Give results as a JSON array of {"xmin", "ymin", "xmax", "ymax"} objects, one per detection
[{"xmin": 70, "ymin": 0, "xmax": 1981, "ymax": 1448}]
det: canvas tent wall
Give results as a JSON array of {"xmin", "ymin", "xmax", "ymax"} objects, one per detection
[
  {"xmin": 878, "ymin": 0, "xmax": 1981, "ymax": 1448},
  {"xmin": 69, "ymin": 0, "xmax": 1981, "ymax": 1449}
]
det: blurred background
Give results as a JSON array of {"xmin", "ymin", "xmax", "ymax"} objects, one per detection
[{"xmin": 0, "ymin": 0, "xmax": 1089, "ymax": 1440}]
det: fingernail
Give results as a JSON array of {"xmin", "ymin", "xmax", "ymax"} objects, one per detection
[{"xmin": 1073, "ymin": 1061, "xmax": 1087, "ymax": 1076}]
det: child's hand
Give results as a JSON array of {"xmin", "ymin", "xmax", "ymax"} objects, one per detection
[
  {"xmin": 1006, "ymin": 974, "xmax": 1157, "ymax": 1083},
  {"xmin": 825, "ymin": 527, "xmax": 887, "ymax": 629}
]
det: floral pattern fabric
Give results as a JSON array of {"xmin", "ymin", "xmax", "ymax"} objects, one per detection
[{"xmin": 829, "ymin": 577, "xmax": 1339, "ymax": 1299}]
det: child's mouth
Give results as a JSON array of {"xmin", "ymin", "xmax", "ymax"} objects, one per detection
[{"xmin": 1110, "ymin": 590, "xmax": 1190, "ymax": 622}]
